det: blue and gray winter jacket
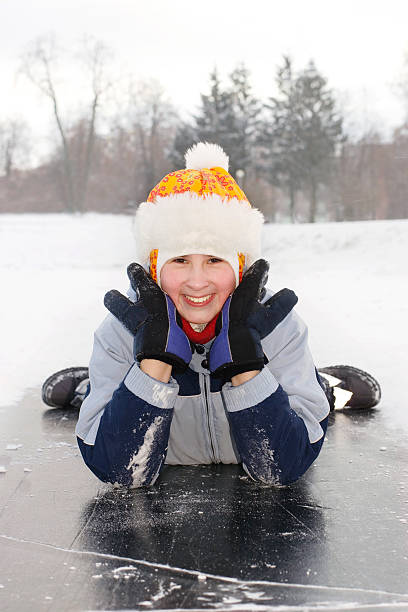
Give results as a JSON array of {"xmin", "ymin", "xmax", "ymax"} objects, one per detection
[{"xmin": 75, "ymin": 288, "xmax": 330, "ymax": 487}]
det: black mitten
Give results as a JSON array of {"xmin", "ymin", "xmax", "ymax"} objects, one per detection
[
  {"xmin": 209, "ymin": 259, "xmax": 298, "ymax": 380},
  {"xmin": 104, "ymin": 263, "xmax": 192, "ymax": 371}
]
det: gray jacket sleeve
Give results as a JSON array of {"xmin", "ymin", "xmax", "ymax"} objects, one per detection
[
  {"xmin": 220, "ymin": 309, "xmax": 330, "ymax": 484},
  {"xmin": 222, "ymin": 308, "xmax": 329, "ymax": 443},
  {"xmin": 75, "ymin": 313, "xmax": 179, "ymax": 445}
]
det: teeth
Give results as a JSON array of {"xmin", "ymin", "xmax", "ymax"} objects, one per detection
[{"xmin": 185, "ymin": 294, "xmax": 212, "ymax": 304}]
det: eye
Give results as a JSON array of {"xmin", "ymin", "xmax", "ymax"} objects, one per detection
[
  {"xmin": 208, "ymin": 257, "xmax": 223, "ymax": 264},
  {"xmin": 172, "ymin": 257, "xmax": 188, "ymax": 264}
]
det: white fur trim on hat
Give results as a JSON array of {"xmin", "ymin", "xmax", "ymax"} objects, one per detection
[
  {"xmin": 185, "ymin": 142, "xmax": 229, "ymax": 171},
  {"xmin": 135, "ymin": 192, "xmax": 264, "ymax": 285}
]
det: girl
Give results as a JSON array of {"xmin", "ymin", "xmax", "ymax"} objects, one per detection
[{"xmin": 43, "ymin": 143, "xmax": 381, "ymax": 487}]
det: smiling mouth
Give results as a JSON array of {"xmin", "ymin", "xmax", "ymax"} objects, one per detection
[{"xmin": 183, "ymin": 294, "xmax": 215, "ymax": 307}]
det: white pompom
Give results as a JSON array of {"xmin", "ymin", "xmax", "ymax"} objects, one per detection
[{"xmin": 185, "ymin": 142, "xmax": 229, "ymax": 171}]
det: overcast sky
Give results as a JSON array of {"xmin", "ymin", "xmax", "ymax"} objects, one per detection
[{"xmin": 2, "ymin": 0, "xmax": 408, "ymax": 158}]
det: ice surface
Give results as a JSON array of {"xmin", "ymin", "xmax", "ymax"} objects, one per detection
[{"xmin": 0, "ymin": 214, "xmax": 407, "ymax": 433}]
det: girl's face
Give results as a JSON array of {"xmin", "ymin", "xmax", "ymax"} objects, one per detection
[{"xmin": 160, "ymin": 254, "xmax": 236, "ymax": 324}]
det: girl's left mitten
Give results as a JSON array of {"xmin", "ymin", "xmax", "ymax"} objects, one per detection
[{"xmin": 209, "ymin": 260, "xmax": 269, "ymax": 380}]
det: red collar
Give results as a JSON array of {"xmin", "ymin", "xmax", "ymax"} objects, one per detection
[{"xmin": 181, "ymin": 315, "xmax": 218, "ymax": 344}]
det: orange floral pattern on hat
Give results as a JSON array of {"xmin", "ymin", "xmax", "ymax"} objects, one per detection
[
  {"xmin": 149, "ymin": 249, "xmax": 158, "ymax": 282},
  {"xmin": 238, "ymin": 252, "xmax": 246, "ymax": 283},
  {"xmin": 147, "ymin": 167, "xmax": 249, "ymax": 203}
]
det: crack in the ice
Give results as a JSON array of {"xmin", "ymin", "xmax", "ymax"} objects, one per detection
[
  {"xmin": 108, "ymin": 606, "xmax": 408, "ymax": 611},
  {"xmin": 166, "ymin": 522, "xmax": 178, "ymax": 565},
  {"xmin": 275, "ymin": 499, "xmax": 350, "ymax": 574},
  {"xmin": 68, "ymin": 491, "xmax": 103, "ymax": 550},
  {"xmin": 1, "ymin": 533, "xmax": 408, "ymax": 602},
  {"xmin": 276, "ymin": 500, "xmax": 322, "ymax": 540},
  {"xmin": 177, "ymin": 578, "xmax": 195, "ymax": 610},
  {"xmin": 0, "ymin": 471, "xmax": 31, "ymax": 517}
]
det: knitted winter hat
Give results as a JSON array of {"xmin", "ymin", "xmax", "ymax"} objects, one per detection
[{"xmin": 135, "ymin": 142, "xmax": 264, "ymax": 286}]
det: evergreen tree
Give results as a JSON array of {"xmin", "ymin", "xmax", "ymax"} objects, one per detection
[
  {"xmin": 262, "ymin": 56, "xmax": 305, "ymax": 222},
  {"xmin": 227, "ymin": 63, "xmax": 262, "ymax": 178},
  {"xmin": 262, "ymin": 56, "xmax": 344, "ymax": 222},
  {"xmin": 170, "ymin": 68, "xmax": 232, "ymax": 172},
  {"xmin": 195, "ymin": 68, "xmax": 235, "ymax": 159},
  {"xmin": 296, "ymin": 60, "xmax": 344, "ymax": 222},
  {"xmin": 171, "ymin": 120, "xmax": 197, "ymax": 169},
  {"xmin": 170, "ymin": 65, "xmax": 262, "ymax": 187}
]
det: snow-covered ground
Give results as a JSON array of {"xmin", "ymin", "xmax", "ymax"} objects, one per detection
[{"xmin": 1, "ymin": 214, "xmax": 407, "ymax": 430}]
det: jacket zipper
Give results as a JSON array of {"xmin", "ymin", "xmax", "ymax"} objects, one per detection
[{"xmin": 202, "ymin": 374, "xmax": 218, "ymax": 463}]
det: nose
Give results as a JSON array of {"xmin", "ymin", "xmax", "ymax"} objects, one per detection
[{"xmin": 185, "ymin": 262, "xmax": 210, "ymax": 292}]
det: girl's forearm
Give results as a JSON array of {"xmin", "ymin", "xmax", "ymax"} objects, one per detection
[
  {"xmin": 140, "ymin": 359, "xmax": 172, "ymax": 383},
  {"xmin": 231, "ymin": 370, "xmax": 260, "ymax": 386}
]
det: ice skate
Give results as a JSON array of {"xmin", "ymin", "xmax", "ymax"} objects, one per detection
[
  {"xmin": 41, "ymin": 366, "xmax": 89, "ymax": 408},
  {"xmin": 318, "ymin": 365, "xmax": 381, "ymax": 410}
]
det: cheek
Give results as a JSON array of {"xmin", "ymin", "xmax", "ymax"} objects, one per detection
[
  {"xmin": 160, "ymin": 270, "xmax": 182, "ymax": 302},
  {"xmin": 217, "ymin": 270, "xmax": 236, "ymax": 297}
]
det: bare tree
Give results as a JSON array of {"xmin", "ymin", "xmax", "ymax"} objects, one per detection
[
  {"xmin": 118, "ymin": 79, "xmax": 178, "ymax": 202},
  {"xmin": 0, "ymin": 118, "xmax": 31, "ymax": 177},
  {"xmin": 394, "ymin": 49, "xmax": 408, "ymax": 122},
  {"xmin": 20, "ymin": 35, "xmax": 74, "ymax": 209},
  {"xmin": 75, "ymin": 36, "xmax": 112, "ymax": 210},
  {"xmin": 331, "ymin": 131, "xmax": 393, "ymax": 221},
  {"xmin": 20, "ymin": 34, "xmax": 112, "ymax": 211}
]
